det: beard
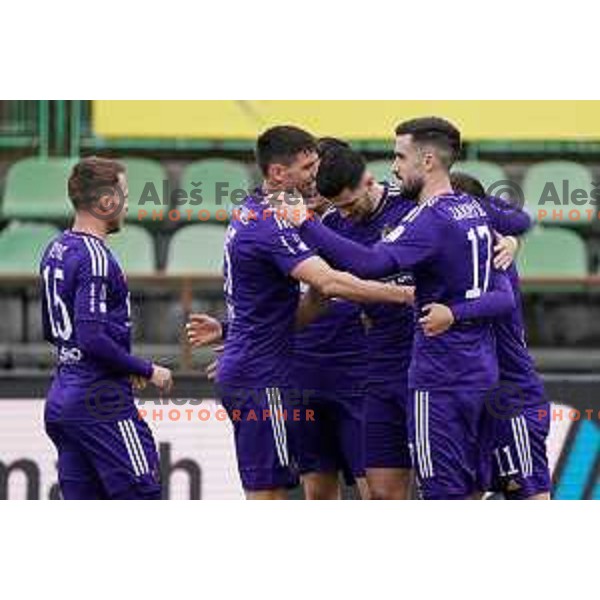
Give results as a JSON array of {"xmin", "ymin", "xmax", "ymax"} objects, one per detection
[{"xmin": 398, "ymin": 175, "xmax": 424, "ymax": 201}]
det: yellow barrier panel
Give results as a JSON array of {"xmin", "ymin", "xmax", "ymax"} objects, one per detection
[{"xmin": 93, "ymin": 100, "xmax": 600, "ymax": 141}]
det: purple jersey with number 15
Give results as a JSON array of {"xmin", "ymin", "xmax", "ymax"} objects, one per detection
[{"xmin": 40, "ymin": 230, "xmax": 137, "ymax": 422}]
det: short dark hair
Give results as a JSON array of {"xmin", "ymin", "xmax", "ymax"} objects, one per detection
[
  {"xmin": 256, "ymin": 125, "xmax": 317, "ymax": 176},
  {"xmin": 316, "ymin": 146, "xmax": 366, "ymax": 199},
  {"xmin": 394, "ymin": 116, "xmax": 461, "ymax": 167},
  {"xmin": 68, "ymin": 156, "xmax": 125, "ymax": 210},
  {"xmin": 317, "ymin": 137, "xmax": 350, "ymax": 158},
  {"xmin": 450, "ymin": 172, "xmax": 486, "ymax": 198}
]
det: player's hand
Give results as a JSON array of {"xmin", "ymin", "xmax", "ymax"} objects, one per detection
[
  {"xmin": 269, "ymin": 189, "xmax": 310, "ymax": 227},
  {"xmin": 130, "ymin": 375, "xmax": 148, "ymax": 391},
  {"xmin": 205, "ymin": 344, "xmax": 224, "ymax": 382},
  {"xmin": 493, "ymin": 234, "xmax": 519, "ymax": 270},
  {"xmin": 150, "ymin": 364, "xmax": 173, "ymax": 394},
  {"xmin": 186, "ymin": 313, "xmax": 223, "ymax": 347},
  {"xmin": 419, "ymin": 303, "xmax": 455, "ymax": 337}
]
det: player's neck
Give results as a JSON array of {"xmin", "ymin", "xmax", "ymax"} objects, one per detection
[
  {"xmin": 71, "ymin": 214, "xmax": 108, "ymax": 241},
  {"xmin": 418, "ymin": 173, "xmax": 452, "ymax": 204},
  {"xmin": 367, "ymin": 181, "xmax": 385, "ymax": 212}
]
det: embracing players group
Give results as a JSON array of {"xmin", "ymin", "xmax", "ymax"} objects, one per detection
[{"xmin": 39, "ymin": 116, "xmax": 552, "ymax": 500}]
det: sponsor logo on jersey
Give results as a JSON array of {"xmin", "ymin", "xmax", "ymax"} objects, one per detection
[{"xmin": 58, "ymin": 346, "xmax": 83, "ymax": 364}]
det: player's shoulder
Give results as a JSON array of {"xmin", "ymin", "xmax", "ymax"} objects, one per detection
[
  {"xmin": 231, "ymin": 194, "xmax": 303, "ymax": 254},
  {"xmin": 59, "ymin": 231, "xmax": 111, "ymax": 277},
  {"xmin": 431, "ymin": 192, "xmax": 490, "ymax": 224}
]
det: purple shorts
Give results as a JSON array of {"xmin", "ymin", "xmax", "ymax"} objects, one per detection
[
  {"xmin": 490, "ymin": 400, "xmax": 551, "ymax": 499},
  {"xmin": 45, "ymin": 415, "xmax": 161, "ymax": 500},
  {"xmin": 365, "ymin": 381, "xmax": 411, "ymax": 470},
  {"xmin": 219, "ymin": 386, "xmax": 300, "ymax": 492},
  {"xmin": 293, "ymin": 387, "xmax": 366, "ymax": 483},
  {"xmin": 407, "ymin": 389, "xmax": 494, "ymax": 500}
]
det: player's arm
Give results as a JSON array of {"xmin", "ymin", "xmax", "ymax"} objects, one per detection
[
  {"xmin": 291, "ymin": 256, "xmax": 414, "ymax": 306},
  {"xmin": 77, "ymin": 321, "xmax": 153, "ymax": 378},
  {"xmin": 419, "ymin": 269, "xmax": 516, "ymax": 337},
  {"xmin": 291, "ymin": 206, "xmax": 436, "ymax": 278},
  {"xmin": 73, "ymin": 256, "xmax": 171, "ymax": 390},
  {"xmin": 295, "ymin": 285, "xmax": 330, "ymax": 329},
  {"xmin": 482, "ymin": 196, "xmax": 532, "ymax": 270},
  {"xmin": 483, "ymin": 195, "xmax": 533, "ymax": 237}
]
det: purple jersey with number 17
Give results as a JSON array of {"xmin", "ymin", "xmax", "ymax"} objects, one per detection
[{"xmin": 379, "ymin": 193, "xmax": 499, "ymax": 391}]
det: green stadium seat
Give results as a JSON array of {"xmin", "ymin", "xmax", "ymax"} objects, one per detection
[
  {"xmin": 518, "ymin": 227, "xmax": 587, "ymax": 279},
  {"xmin": 167, "ymin": 224, "xmax": 225, "ymax": 274},
  {"xmin": 181, "ymin": 159, "xmax": 252, "ymax": 219},
  {"xmin": 367, "ymin": 160, "xmax": 394, "ymax": 183},
  {"xmin": 0, "ymin": 222, "xmax": 59, "ymax": 273},
  {"xmin": 122, "ymin": 158, "xmax": 168, "ymax": 225},
  {"xmin": 523, "ymin": 161, "xmax": 595, "ymax": 228},
  {"xmin": 2, "ymin": 158, "xmax": 76, "ymax": 221},
  {"xmin": 107, "ymin": 225, "xmax": 156, "ymax": 274},
  {"xmin": 451, "ymin": 161, "xmax": 507, "ymax": 192}
]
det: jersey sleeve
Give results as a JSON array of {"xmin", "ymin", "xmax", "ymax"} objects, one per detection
[
  {"xmin": 482, "ymin": 196, "xmax": 533, "ymax": 236},
  {"xmin": 72, "ymin": 239, "xmax": 152, "ymax": 378},
  {"xmin": 375, "ymin": 205, "xmax": 439, "ymax": 270},
  {"xmin": 300, "ymin": 219, "xmax": 397, "ymax": 278},
  {"xmin": 450, "ymin": 268, "xmax": 516, "ymax": 322},
  {"xmin": 260, "ymin": 221, "xmax": 315, "ymax": 276},
  {"xmin": 73, "ymin": 238, "xmax": 110, "ymax": 324},
  {"xmin": 78, "ymin": 320, "xmax": 153, "ymax": 378}
]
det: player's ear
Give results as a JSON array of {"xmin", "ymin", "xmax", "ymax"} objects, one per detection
[
  {"xmin": 422, "ymin": 150, "xmax": 436, "ymax": 173},
  {"xmin": 268, "ymin": 163, "xmax": 287, "ymax": 186}
]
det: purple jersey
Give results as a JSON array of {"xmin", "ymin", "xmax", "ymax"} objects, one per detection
[
  {"xmin": 476, "ymin": 202, "xmax": 544, "ymax": 402},
  {"xmin": 217, "ymin": 193, "xmax": 314, "ymax": 389},
  {"xmin": 494, "ymin": 265, "xmax": 544, "ymax": 399},
  {"xmin": 292, "ymin": 210, "xmax": 367, "ymax": 392},
  {"xmin": 379, "ymin": 194, "xmax": 501, "ymax": 391},
  {"xmin": 300, "ymin": 193, "xmax": 512, "ymax": 392},
  {"xmin": 356, "ymin": 185, "xmax": 416, "ymax": 386},
  {"xmin": 40, "ymin": 230, "xmax": 144, "ymax": 421},
  {"xmin": 293, "ymin": 184, "xmax": 417, "ymax": 390}
]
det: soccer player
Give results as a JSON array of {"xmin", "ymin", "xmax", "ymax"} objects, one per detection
[
  {"xmin": 280, "ymin": 117, "xmax": 518, "ymax": 499},
  {"xmin": 188, "ymin": 137, "xmax": 372, "ymax": 501},
  {"xmin": 291, "ymin": 143, "xmax": 372, "ymax": 500},
  {"xmin": 302, "ymin": 145, "xmax": 419, "ymax": 499},
  {"xmin": 40, "ymin": 157, "xmax": 173, "ymax": 500},
  {"xmin": 420, "ymin": 172, "xmax": 551, "ymax": 500},
  {"xmin": 211, "ymin": 126, "xmax": 414, "ymax": 500}
]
